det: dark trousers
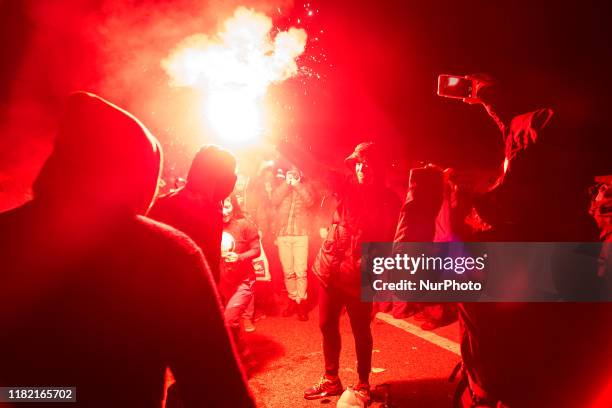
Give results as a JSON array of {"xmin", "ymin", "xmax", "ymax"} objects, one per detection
[{"xmin": 319, "ymin": 283, "xmax": 373, "ymax": 383}]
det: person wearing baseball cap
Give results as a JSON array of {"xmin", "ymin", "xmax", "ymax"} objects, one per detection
[{"xmin": 306, "ymin": 141, "xmax": 401, "ymax": 404}]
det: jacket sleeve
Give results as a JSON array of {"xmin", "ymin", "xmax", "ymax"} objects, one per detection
[
  {"xmin": 294, "ymin": 182, "xmax": 315, "ymax": 208},
  {"xmin": 166, "ymin": 246, "xmax": 255, "ymax": 408},
  {"xmin": 394, "ymin": 168, "xmax": 444, "ymax": 243},
  {"xmin": 474, "ymin": 109, "xmax": 554, "ymax": 230},
  {"xmin": 271, "ymin": 183, "xmax": 290, "ymax": 207}
]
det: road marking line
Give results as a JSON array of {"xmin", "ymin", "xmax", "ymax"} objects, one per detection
[{"xmin": 375, "ymin": 312, "xmax": 461, "ymax": 356}]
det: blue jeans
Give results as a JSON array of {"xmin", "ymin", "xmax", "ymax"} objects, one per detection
[
  {"xmin": 224, "ymin": 279, "xmax": 255, "ymax": 330},
  {"xmin": 243, "ymin": 293, "xmax": 255, "ymax": 321}
]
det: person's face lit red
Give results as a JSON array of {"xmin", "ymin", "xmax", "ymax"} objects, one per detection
[
  {"xmin": 355, "ymin": 161, "xmax": 371, "ymax": 184},
  {"xmin": 222, "ymin": 197, "xmax": 233, "ymax": 222}
]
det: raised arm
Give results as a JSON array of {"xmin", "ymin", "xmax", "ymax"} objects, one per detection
[
  {"xmin": 294, "ymin": 182, "xmax": 315, "ymax": 208},
  {"xmin": 271, "ymin": 182, "xmax": 290, "ymax": 207}
]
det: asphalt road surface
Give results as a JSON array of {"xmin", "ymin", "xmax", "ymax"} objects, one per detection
[{"xmin": 245, "ymin": 307, "xmax": 461, "ymax": 408}]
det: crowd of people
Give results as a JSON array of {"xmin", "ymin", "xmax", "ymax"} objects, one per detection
[{"xmin": 0, "ymin": 72, "xmax": 611, "ymax": 408}]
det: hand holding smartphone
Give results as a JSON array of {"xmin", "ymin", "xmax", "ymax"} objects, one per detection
[
  {"xmin": 437, "ymin": 74, "xmax": 493, "ymax": 104},
  {"xmin": 286, "ymin": 170, "xmax": 300, "ymax": 186}
]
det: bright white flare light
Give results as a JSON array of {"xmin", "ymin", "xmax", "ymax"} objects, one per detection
[
  {"xmin": 162, "ymin": 7, "xmax": 307, "ymax": 144},
  {"xmin": 206, "ymin": 89, "xmax": 264, "ymax": 143}
]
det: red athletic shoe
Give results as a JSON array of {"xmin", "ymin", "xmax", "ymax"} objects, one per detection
[{"xmin": 304, "ymin": 375, "xmax": 343, "ymax": 400}]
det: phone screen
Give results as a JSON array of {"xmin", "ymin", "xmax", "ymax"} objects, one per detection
[{"xmin": 437, "ymin": 75, "xmax": 474, "ymax": 99}]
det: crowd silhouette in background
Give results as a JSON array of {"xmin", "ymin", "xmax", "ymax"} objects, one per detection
[{"xmin": 0, "ymin": 72, "xmax": 611, "ymax": 408}]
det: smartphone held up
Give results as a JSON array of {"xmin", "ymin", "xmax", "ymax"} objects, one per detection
[{"xmin": 437, "ymin": 74, "xmax": 476, "ymax": 101}]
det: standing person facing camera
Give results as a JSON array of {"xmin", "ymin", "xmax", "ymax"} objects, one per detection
[
  {"xmin": 272, "ymin": 166, "xmax": 314, "ymax": 321},
  {"xmin": 305, "ymin": 142, "xmax": 401, "ymax": 404},
  {"xmin": 219, "ymin": 194, "xmax": 261, "ymax": 361}
]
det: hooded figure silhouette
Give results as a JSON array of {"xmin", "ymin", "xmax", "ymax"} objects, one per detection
[
  {"xmin": 0, "ymin": 92, "xmax": 254, "ymax": 407},
  {"xmin": 32, "ymin": 91, "xmax": 162, "ymax": 216},
  {"xmin": 150, "ymin": 145, "xmax": 237, "ymax": 284}
]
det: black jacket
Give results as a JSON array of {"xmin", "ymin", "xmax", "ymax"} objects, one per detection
[
  {"xmin": 314, "ymin": 175, "xmax": 401, "ymax": 297},
  {"xmin": 150, "ymin": 188, "xmax": 224, "ymax": 283},
  {"xmin": 0, "ymin": 92, "xmax": 254, "ymax": 408}
]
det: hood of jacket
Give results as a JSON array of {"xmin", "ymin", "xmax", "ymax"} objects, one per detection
[
  {"xmin": 344, "ymin": 141, "xmax": 386, "ymax": 185},
  {"xmin": 186, "ymin": 145, "xmax": 237, "ymax": 202},
  {"xmin": 33, "ymin": 91, "xmax": 162, "ymax": 215}
]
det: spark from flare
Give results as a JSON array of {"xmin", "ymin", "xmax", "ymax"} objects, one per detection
[{"xmin": 162, "ymin": 7, "xmax": 307, "ymax": 144}]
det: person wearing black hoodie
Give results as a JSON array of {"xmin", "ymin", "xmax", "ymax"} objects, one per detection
[
  {"xmin": 305, "ymin": 142, "xmax": 401, "ymax": 404},
  {"xmin": 0, "ymin": 92, "xmax": 254, "ymax": 407},
  {"xmin": 447, "ymin": 76, "xmax": 612, "ymax": 407},
  {"xmin": 149, "ymin": 145, "xmax": 237, "ymax": 285}
]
